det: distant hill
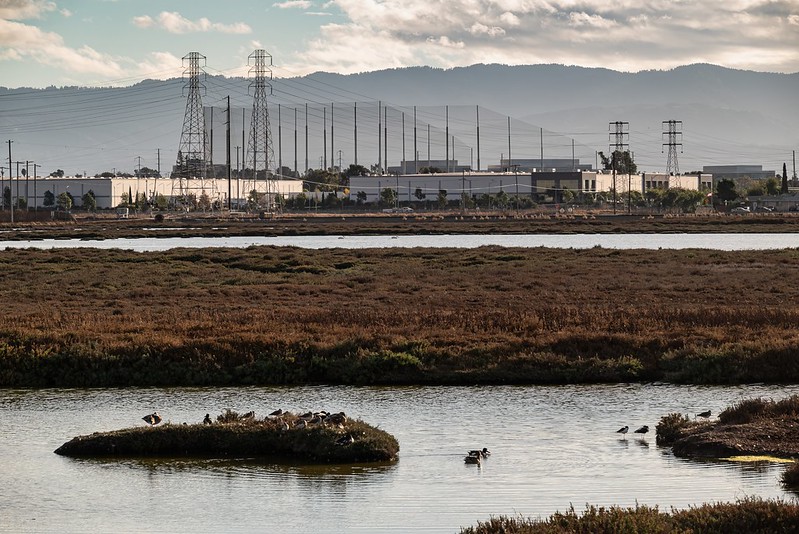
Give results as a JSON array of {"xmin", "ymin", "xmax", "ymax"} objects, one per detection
[{"xmin": 0, "ymin": 64, "xmax": 795, "ymax": 176}]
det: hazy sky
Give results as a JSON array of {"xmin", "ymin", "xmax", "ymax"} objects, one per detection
[{"xmin": 1, "ymin": 0, "xmax": 799, "ymax": 88}]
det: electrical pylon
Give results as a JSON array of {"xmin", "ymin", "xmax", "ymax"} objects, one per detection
[
  {"xmin": 244, "ymin": 49, "xmax": 276, "ymax": 212},
  {"xmin": 172, "ymin": 52, "xmax": 216, "ymax": 209},
  {"xmin": 662, "ymin": 120, "xmax": 683, "ymax": 177}
]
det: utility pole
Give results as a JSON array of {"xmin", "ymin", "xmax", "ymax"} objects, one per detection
[
  {"xmin": 476, "ymin": 105, "xmax": 481, "ymax": 172},
  {"xmin": 25, "ymin": 160, "xmax": 30, "ymax": 210},
  {"xmin": 33, "ymin": 163, "xmax": 40, "ymax": 211},
  {"xmin": 226, "ymin": 96, "xmax": 231, "ymax": 210},
  {"xmin": 323, "ymin": 106, "xmax": 327, "ymax": 169},
  {"xmin": 662, "ymin": 119, "xmax": 683, "ymax": 177},
  {"xmin": 353, "ymin": 102, "xmax": 358, "ymax": 167},
  {"xmin": 6, "ymin": 140, "xmax": 12, "ymax": 214},
  {"xmin": 609, "ymin": 121, "xmax": 629, "ymax": 215},
  {"xmin": 445, "ymin": 105, "xmax": 449, "ymax": 172}
]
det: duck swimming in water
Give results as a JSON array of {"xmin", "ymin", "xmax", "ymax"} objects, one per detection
[
  {"xmin": 469, "ymin": 448, "xmax": 491, "ymax": 458},
  {"xmin": 464, "ymin": 453, "xmax": 481, "ymax": 465}
]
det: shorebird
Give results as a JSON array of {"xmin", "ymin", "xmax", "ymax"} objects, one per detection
[
  {"xmin": 269, "ymin": 409, "xmax": 284, "ymax": 417},
  {"xmin": 634, "ymin": 425, "xmax": 649, "ymax": 435},
  {"xmin": 142, "ymin": 412, "xmax": 162, "ymax": 426},
  {"xmin": 616, "ymin": 426, "xmax": 629, "ymax": 435},
  {"xmin": 294, "ymin": 419, "xmax": 307, "ymax": 429},
  {"xmin": 203, "ymin": 413, "xmax": 212, "ymax": 425},
  {"xmin": 696, "ymin": 410, "xmax": 712, "ymax": 419}
]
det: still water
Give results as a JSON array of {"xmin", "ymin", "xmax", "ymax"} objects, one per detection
[
  {"xmin": 2, "ymin": 384, "xmax": 798, "ymax": 533},
  {"xmin": 0, "ymin": 232, "xmax": 798, "ymax": 251}
]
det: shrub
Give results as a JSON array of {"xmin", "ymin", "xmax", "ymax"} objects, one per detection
[{"xmin": 656, "ymin": 412, "xmax": 693, "ymax": 445}]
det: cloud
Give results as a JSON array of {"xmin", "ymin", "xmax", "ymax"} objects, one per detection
[
  {"xmin": 132, "ymin": 11, "xmax": 252, "ymax": 34},
  {"xmin": 0, "ymin": 18, "xmax": 125, "ymax": 77},
  {"xmin": 279, "ymin": 0, "xmax": 799, "ymax": 74},
  {"xmin": 0, "ymin": 0, "xmax": 56, "ymax": 20},
  {"xmin": 273, "ymin": 0, "xmax": 312, "ymax": 8}
]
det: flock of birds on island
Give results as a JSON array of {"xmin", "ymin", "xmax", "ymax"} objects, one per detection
[
  {"xmin": 142, "ymin": 409, "xmax": 354, "ymax": 444},
  {"xmin": 615, "ymin": 411, "xmax": 712, "ymax": 439}
]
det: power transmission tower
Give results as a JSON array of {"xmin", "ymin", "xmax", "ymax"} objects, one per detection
[
  {"xmin": 608, "ymin": 121, "xmax": 629, "ymax": 215},
  {"xmin": 662, "ymin": 120, "xmax": 683, "ymax": 178},
  {"xmin": 244, "ymin": 49, "xmax": 276, "ymax": 212},
  {"xmin": 172, "ymin": 52, "xmax": 215, "ymax": 209}
]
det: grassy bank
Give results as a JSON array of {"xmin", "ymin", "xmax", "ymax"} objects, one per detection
[
  {"xmin": 55, "ymin": 410, "xmax": 398, "ymax": 463},
  {"xmin": 2, "ymin": 246, "xmax": 799, "ymax": 387},
  {"xmin": 656, "ymin": 395, "xmax": 799, "ymax": 459},
  {"xmin": 460, "ymin": 498, "xmax": 799, "ymax": 533}
]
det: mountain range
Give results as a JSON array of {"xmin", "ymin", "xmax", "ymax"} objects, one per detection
[{"xmin": 0, "ymin": 63, "xmax": 796, "ymax": 177}]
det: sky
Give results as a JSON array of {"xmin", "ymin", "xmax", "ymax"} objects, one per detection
[{"xmin": 1, "ymin": 0, "xmax": 799, "ymax": 89}]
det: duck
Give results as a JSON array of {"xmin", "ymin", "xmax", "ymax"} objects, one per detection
[
  {"xmin": 335, "ymin": 434, "xmax": 355, "ymax": 446},
  {"xmin": 634, "ymin": 425, "xmax": 649, "ymax": 435},
  {"xmin": 203, "ymin": 413, "xmax": 212, "ymax": 425},
  {"xmin": 469, "ymin": 448, "xmax": 491, "ymax": 458},
  {"xmin": 696, "ymin": 410, "xmax": 712, "ymax": 419},
  {"xmin": 616, "ymin": 425, "xmax": 629, "ymax": 435},
  {"xmin": 464, "ymin": 454, "xmax": 481, "ymax": 465},
  {"xmin": 142, "ymin": 412, "xmax": 162, "ymax": 426}
]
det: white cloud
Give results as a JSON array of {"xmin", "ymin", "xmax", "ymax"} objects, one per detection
[
  {"xmin": 0, "ymin": 18, "xmax": 125, "ymax": 77},
  {"xmin": 278, "ymin": 0, "xmax": 799, "ymax": 74},
  {"xmin": 59, "ymin": 8, "xmax": 72, "ymax": 17},
  {"xmin": 0, "ymin": 0, "xmax": 56, "ymax": 20},
  {"xmin": 273, "ymin": 0, "xmax": 312, "ymax": 8},
  {"xmin": 132, "ymin": 11, "xmax": 252, "ymax": 34}
]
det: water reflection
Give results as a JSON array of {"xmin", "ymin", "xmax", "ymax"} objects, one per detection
[{"xmin": 5, "ymin": 384, "xmax": 799, "ymax": 533}]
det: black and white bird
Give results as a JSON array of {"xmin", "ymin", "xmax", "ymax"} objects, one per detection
[
  {"xmin": 696, "ymin": 410, "xmax": 712, "ymax": 419},
  {"xmin": 335, "ymin": 434, "xmax": 355, "ymax": 446},
  {"xmin": 464, "ymin": 452, "xmax": 481, "ymax": 465},
  {"xmin": 203, "ymin": 413, "xmax": 212, "ymax": 425},
  {"xmin": 142, "ymin": 412, "xmax": 162, "ymax": 426},
  {"xmin": 616, "ymin": 426, "xmax": 629, "ymax": 436},
  {"xmin": 634, "ymin": 425, "xmax": 649, "ymax": 435},
  {"xmin": 269, "ymin": 409, "xmax": 284, "ymax": 417},
  {"xmin": 468, "ymin": 448, "xmax": 491, "ymax": 458}
]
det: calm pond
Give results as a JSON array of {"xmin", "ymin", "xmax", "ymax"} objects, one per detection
[
  {"xmin": 0, "ymin": 232, "xmax": 798, "ymax": 251},
  {"xmin": 2, "ymin": 384, "xmax": 798, "ymax": 533}
]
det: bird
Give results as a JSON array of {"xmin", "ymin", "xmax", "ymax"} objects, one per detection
[
  {"xmin": 294, "ymin": 419, "xmax": 307, "ymax": 429},
  {"xmin": 335, "ymin": 434, "xmax": 355, "ymax": 446},
  {"xmin": 464, "ymin": 453, "xmax": 481, "ymax": 465},
  {"xmin": 634, "ymin": 425, "xmax": 649, "ymax": 435},
  {"xmin": 616, "ymin": 425, "xmax": 629, "ymax": 435},
  {"xmin": 696, "ymin": 410, "xmax": 712, "ymax": 419},
  {"xmin": 269, "ymin": 409, "xmax": 284, "ymax": 417},
  {"xmin": 142, "ymin": 412, "xmax": 162, "ymax": 426},
  {"xmin": 203, "ymin": 413, "xmax": 212, "ymax": 425},
  {"xmin": 241, "ymin": 411, "xmax": 255, "ymax": 420},
  {"xmin": 469, "ymin": 448, "xmax": 491, "ymax": 458}
]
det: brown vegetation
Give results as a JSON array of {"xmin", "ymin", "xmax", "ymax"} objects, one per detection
[
  {"xmin": 460, "ymin": 498, "xmax": 799, "ymax": 534},
  {"xmin": 657, "ymin": 396, "xmax": 799, "ymax": 459},
  {"xmin": 2, "ymin": 243, "xmax": 799, "ymax": 386}
]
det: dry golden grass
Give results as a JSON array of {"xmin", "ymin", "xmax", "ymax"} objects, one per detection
[{"xmin": 2, "ymin": 245, "xmax": 799, "ymax": 385}]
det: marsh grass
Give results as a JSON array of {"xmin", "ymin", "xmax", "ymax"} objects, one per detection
[
  {"xmin": 719, "ymin": 395, "xmax": 799, "ymax": 425},
  {"xmin": 3, "ymin": 246, "xmax": 799, "ymax": 386},
  {"xmin": 655, "ymin": 412, "xmax": 694, "ymax": 446},
  {"xmin": 460, "ymin": 498, "xmax": 799, "ymax": 533}
]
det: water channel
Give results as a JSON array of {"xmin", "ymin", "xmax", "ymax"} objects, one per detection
[
  {"xmin": 0, "ymin": 232, "xmax": 798, "ymax": 251},
  {"xmin": 2, "ymin": 384, "xmax": 798, "ymax": 533}
]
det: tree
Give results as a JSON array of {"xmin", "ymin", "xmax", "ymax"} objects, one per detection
[
  {"xmin": 783, "ymin": 163, "xmax": 789, "ymax": 194},
  {"xmin": 43, "ymin": 190, "xmax": 55, "ymax": 207},
  {"xmin": 81, "ymin": 190, "xmax": 97, "ymax": 211},
  {"xmin": 56, "ymin": 192, "xmax": 72, "ymax": 211},
  {"xmin": 716, "ymin": 179, "xmax": 738, "ymax": 203},
  {"xmin": 766, "ymin": 177, "xmax": 781, "ymax": 196},
  {"xmin": 344, "ymin": 164, "xmax": 369, "ymax": 178},
  {"xmin": 379, "ymin": 188, "xmax": 397, "ymax": 207},
  {"xmin": 437, "ymin": 189, "xmax": 448, "ymax": 208},
  {"xmin": 49, "ymin": 169, "xmax": 64, "ymax": 178},
  {"xmin": 598, "ymin": 150, "xmax": 637, "ymax": 175},
  {"xmin": 197, "ymin": 192, "xmax": 211, "ymax": 212},
  {"xmin": 420, "ymin": 166, "xmax": 443, "ymax": 174},
  {"xmin": 135, "ymin": 166, "xmax": 161, "ymax": 178},
  {"xmin": 356, "ymin": 191, "xmax": 368, "ymax": 205},
  {"xmin": 414, "ymin": 187, "xmax": 426, "ymax": 201},
  {"xmin": 495, "ymin": 190, "xmax": 509, "ymax": 209}
]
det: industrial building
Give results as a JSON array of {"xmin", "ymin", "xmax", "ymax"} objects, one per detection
[{"xmin": 1, "ymin": 176, "xmax": 303, "ymax": 210}]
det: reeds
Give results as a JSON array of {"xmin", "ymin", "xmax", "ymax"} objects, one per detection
[
  {"xmin": 460, "ymin": 498, "xmax": 799, "ymax": 533},
  {"xmin": 719, "ymin": 395, "xmax": 799, "ymax": 425},
  {"xmin": 3, "ymin": 246, "xmax": 799, "ymax": 386}
]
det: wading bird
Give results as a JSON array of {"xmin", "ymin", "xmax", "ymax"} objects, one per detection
[
  {"xmin": 634, "ymin": 425, "xmax": 649, "ymax": 435},
  {"xmin": 696, "ymin": 410, "xmax": 712, "ymax": 419}
]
